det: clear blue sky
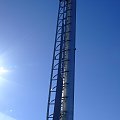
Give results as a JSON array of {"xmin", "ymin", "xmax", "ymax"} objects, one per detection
[{"xmin": 0, "ymin": 0, "xmax": 120, "ymax": 120}]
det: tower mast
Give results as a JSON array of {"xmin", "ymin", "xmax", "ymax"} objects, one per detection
[{"xmin": 46, "ymin": 0, "xmax": 76, "ymax": 119}]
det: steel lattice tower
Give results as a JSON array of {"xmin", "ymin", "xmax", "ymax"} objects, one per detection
[{"xmin": 46, "ymin": 0, "xmax": 76, "ymax": 119}]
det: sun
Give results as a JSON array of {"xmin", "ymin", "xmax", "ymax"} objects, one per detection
[
  {"xmin": 0, "ymin": 67, "xmax": 9, "ymax": 86},
  {"xmin": 0, "ymin": 67, "xmax": 9, "ymax": 75}
]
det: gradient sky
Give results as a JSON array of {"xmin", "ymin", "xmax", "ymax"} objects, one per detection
[{"xmin": 0, "ymin": 0, "xmax": 120, "ymax": 120}]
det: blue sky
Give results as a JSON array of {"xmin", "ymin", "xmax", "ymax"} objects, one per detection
[{"xmin": 0, "ymin": 0, "xmax": 120, "ymax": 120}]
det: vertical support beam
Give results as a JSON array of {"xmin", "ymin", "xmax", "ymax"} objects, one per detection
[{"xmin": 66, "ymin": 0, "xmax": 76, "ymax": 119}]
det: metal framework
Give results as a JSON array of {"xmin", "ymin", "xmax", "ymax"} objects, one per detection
[{"xmin": 46, "ymin": 0, "xmax": 76, "ymax": 119}]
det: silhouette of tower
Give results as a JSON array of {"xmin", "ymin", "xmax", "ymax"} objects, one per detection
[{"xmin": 46, "ymin": 0, "xmax": 76, "ymax": 119}]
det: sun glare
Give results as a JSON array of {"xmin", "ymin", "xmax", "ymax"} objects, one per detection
[{"xmin": 0, "ymin": 67, "xmax": 9, "ymax": 75}]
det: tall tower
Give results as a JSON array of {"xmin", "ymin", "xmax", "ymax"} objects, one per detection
[{"xmin": 46, "ymin": 0, "xmax": 76, "ymax": 119}]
